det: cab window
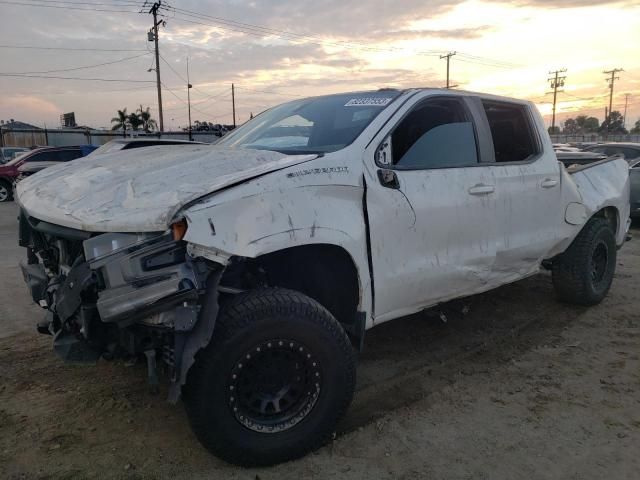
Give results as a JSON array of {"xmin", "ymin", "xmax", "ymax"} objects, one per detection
[
  {"xmin": 482, "ymin": 101, "xmax": 538, "ymax": 163},
  {"xmin": 389, "ymin": 97, "xmax": 478, "ymax": 169}
]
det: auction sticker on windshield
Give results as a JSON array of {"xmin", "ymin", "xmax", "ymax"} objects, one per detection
[{"xmin": 344, "ymin": 97, "xmax": 393, "ymax": 107}]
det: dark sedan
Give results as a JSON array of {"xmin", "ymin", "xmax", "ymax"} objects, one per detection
[
  {"xmin": 87, "ymin": 138, "xmax": 205, "ymax": 158},
  {"xmin": 631, "ymin": 160, "xmax": 640, "ymax": 219},
  {"xmin": 0, "ymin": 145, "xmax": 97, "ymax": 202},
  {"xmin": 583, "ymin": 143, "xmax": 640, "ymax": 164}
]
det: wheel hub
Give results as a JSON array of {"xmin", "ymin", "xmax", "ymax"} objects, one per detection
[{"xmin": 227, "ymin": 339, "xmax": 321, "ymax": 433}]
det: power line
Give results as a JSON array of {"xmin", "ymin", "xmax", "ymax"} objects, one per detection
[
  {"xmin": 9, "ymin": 0, "xmax": 143, "ymax": 6},
  {"xmin": 159, "ymin": 5, "xmax": 447, "ymax": 58},
  {"xmin": 161, "ymin": 82, "xmax": 221, "ymax": 119},
  {"xmin": 456, "ymin": 52, "xmax": 521, "ymax": 68},
  {"xmin": 0, "ymin": 73, "xmax": 154, "ymax": 82},
  {"xmin": 0, "ymin": 0, "xmax": 141, "ymax": 13},
  {"xmin": 233, "ymin": 85, "xmax": 303, "ymax": 98},
  {"xmin": 562, "ymin": 91, "xmax": 608, "ymax": 102},
  {"xmin": 158, "ymin": 7, "xmax": 523, "ymax": 72},
  {"xmin": 0, "ymin": 44, "xmax": 148, "ymax": 52},
  {"xmin": 454, "ymin": 57, "xmax": 515, "ymax": 70},
  {"xmin": 4, "ymin": 52, "xmax": 150, "ymax": 74},
  {"xmin": 158, "ymin": 53, "xmax": 228, "ymax": 103},
  {"xmin": 5, "ymin": 2, "xmax": 522, "ymax": 75}
]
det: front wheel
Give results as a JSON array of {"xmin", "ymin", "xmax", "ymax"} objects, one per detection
[
  {"xmin": 0, "ymin": 180, "xmax": 12, "ymax": 203},
  {"xmin": 552, "ymin": 217, "xmax": 617, "ymax": 305},
  {"xmin": 184, "ymin": 288, "xmax": 356, "ymax": 466}
]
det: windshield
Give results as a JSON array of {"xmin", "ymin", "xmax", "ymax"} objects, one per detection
[
  {"xmin": 217, "ymin": 91, "xmax": 401, "ymax": 154},
  {"xmin": 5, "ymin": 154, "xmax": 30, "ymax": 166},
  {"xmin": 1, "ymin": 148, "xmax": 29, "ymax": 164}
]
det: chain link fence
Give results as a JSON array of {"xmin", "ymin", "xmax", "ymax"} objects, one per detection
[{"xmin": 0, "ymin": 128, "xmax": 222, "ymax": 148}]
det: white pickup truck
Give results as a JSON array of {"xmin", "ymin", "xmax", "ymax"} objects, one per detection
[{"xmin": 16, "ymin": 88, "xmax": 630, "ymax": 466}]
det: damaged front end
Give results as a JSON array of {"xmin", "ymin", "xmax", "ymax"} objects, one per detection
[{"xmin": 18, "ymin": 210, "xmax": 221, "ymax": 401}]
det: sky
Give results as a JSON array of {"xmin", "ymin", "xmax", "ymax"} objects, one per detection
[{"xmin": 0, "ymin": 0, "xmax": 639, "ymax": 131}]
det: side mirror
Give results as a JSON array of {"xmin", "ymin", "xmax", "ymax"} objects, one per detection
[{"xmin": 375, "ymin": 136, "xmax": 393, "ymax": 166}]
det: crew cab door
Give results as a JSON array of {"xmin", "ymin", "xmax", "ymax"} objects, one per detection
[
  {"xmin": 363, "ymin": 94, "xmax": 498, "ymax": 322},
  {"xmin": 477, "ymin": 99, "xmax": 563, "ymax": 279}
]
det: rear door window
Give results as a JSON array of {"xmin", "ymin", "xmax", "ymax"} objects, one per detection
[
  {"xmin": 53, "ymin": 149, "xmax": 83, "ymax": 162},
  {"xmin": 617, "ymin": 147, "xmax": 640, "ymax": 160},
  {"xmin": 23, "ymin": 152, "xmax": 48, "ymax": 162},
  {"xmin": 482, "ymin": 101, "xmax": 539, "ymax": 163},
  {"xmin": 25, "ymin": 149, "xmax": 82, "ymax": 162}
]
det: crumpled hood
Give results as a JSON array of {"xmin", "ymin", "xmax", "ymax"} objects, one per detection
[{"xmin": 16, "ymin": 144, "xmax": 315, "ymax": 232}]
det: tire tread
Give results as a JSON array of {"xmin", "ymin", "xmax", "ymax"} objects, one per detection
[
  {"xmin": 184, "ymin": 287, "xmax": 356, "ymax": 466},
  {"xmin": 552, "ymin": 217, "xmax": 616, "ymax": 305}
]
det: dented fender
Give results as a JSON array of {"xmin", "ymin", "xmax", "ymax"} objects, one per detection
[
  {"xmin": 547, "ymin": 157, "xmax": 630, "ymax": 258},
  {"xmin": 568, "ymin": 158, "xmax": 630, "ymax": 245},
  {"xmin": 179, "ymin": 156, "xmax": 373, "ymax": 320}
]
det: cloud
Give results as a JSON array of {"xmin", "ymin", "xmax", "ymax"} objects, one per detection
[
  {"xmin": 513, "ymin": 0, "xmax": 635, "ymax": 6},
  {"xmin": 379, "ymin": 26, "xmax": 495, "ymax": 40},
  {"xmin": 0, "ymin": 0, "xmax": 637, "ymax": 127},
  {"xmin": 0, "ymin": 95, "xmax": 59, "ymax": 124}
]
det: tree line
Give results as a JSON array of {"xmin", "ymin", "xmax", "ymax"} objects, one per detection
[
  {"xmin": 111, "ymin": 106, "xmax": 157, "ymax": 135},
  {"xmin": 549, "ymin": 111, "xmax": 640, "ymax": 135}
]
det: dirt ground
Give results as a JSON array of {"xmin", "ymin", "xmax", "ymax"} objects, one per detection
[{"xmin": 1, "ymin": 201, "xmax": 639, "ymax": 479}]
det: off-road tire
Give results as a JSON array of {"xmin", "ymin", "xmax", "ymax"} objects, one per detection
[
  {"xmin": 0, "ymin": 179, "xmax": 12, "ymax": 203},
  {"xmin": 183, "ymin": 288, "xmax": 356, "ymax": 467},
  {"xmin": 552, "ymin": 217, "xmax": 617, "ymax": 305}
]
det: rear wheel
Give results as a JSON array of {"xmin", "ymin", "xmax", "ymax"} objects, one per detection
[
  {"xmin": 184, "ymin": 288, "xmax": 356, "ymax": 466},
  {"xmin": 0, "ymin": 180, "xmax": 12, "ymax": 202},
  {"xmin": 552, "ymin": 217, "xmax": 617, "ymax": 305}
]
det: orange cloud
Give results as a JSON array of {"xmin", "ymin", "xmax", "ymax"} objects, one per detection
[{"xmin": 0, "ymin": 95, "xmax": 60, "ymax": 125}]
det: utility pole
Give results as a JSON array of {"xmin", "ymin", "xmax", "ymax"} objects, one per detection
[
  {"xmin": 603, "ymin": 68, "xmax": 623, "ymax": 124},
  {"xmin": 547, "ymin": 69, "xmax": 566, "ymax": 133},
  {"xmin": 231, "ymin": 83, "xmax": 236, "ymax": 128},
  {"xmin": 149, "ymin": 1, "xmax": 164, "ymax": 133},
  {"xmin": 187, "ymin": 56, "xmax": 193, "ymax": 141},
  {"xmin": 440, "ymin": 52, "xmax": 456, "ymax": 89},
  {"xmin": 623, "ymin": 93, "xmax": 630, "ymax": 129}
]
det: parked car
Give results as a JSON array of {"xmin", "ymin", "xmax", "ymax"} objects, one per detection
[
  {"xmin": 14, "ymin": 145, "xmax": 97, "ymax": 183},
  {"xmin": 0, "ymin": 146, "xmax": 30, "ymax": 164},
  {"xmin": 583, "ymin": 143, "xmax": 640, "ymax": 164},
  {"xmin": 87, "ymin": 138, "xmax": 206, "ymax": 158},
  {"xmin": 16, "ymin": 89, "xmax": 630, "ymax": 466},
  {"xmin": 552, "ymin": 143, "xmax": 581, "ymax": 152},
  {"xmin": 631, "ymin": 160, "xmax": 640, "ymax": 219},
  {"xmin": 0, "ymin": 145, "xmax": 97, "ymax": 202},
  {"xmin": 556, "ymin": 150, "xmax": 608, "ymax": 167}
]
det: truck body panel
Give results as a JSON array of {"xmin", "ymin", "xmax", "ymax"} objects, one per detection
[{"xmin": 14, "ymin": 88, "xmax": 631, "ymax": 403}]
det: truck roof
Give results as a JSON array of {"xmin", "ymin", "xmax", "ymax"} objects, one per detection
[{"xmin": 301, "ymin": 87, "xmax": 534, "ymax": 106}]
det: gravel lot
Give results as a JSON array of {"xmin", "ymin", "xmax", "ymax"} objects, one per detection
[{"xmin": 1, "ymin": 201, "xmax": 639, "ymax": 479}]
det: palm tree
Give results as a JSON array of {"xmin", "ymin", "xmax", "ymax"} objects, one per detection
[
  {"xmin": 111, "ymin": 108, "xmax": 129, "ymax": 137},
  {"xmin": 138, "ymin": 105, "xmax": 158, "ymax": 133},
  {"xmin": 128, "ymin": 111, "xmax": 142, "ymax": 131}
]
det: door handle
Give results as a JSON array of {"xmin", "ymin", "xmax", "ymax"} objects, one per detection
[
  {"xmin": 541, "ymin": 178, "xmax": 558, "ymax": 189},
  {"xmin": 468, "ymin": 184, "xmax": 495, "ymax": 195}
]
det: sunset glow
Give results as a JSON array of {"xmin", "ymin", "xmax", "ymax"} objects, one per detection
[{"xmin": 0, "ymin": 0, "xmax": 638, "ymax": 130}]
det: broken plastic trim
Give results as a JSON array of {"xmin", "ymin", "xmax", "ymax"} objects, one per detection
[{"xmin": 168, "ymin": 267, "xmax": 223, "ymax": 403}]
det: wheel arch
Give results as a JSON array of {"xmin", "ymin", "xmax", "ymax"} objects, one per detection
[
  {"xmin": 220, "ymin": 243, "xmax": 366, "ymax": 347},
  {"xmin": 591, "ymin": 205, "xmax": 619, "ymax": 238}
]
